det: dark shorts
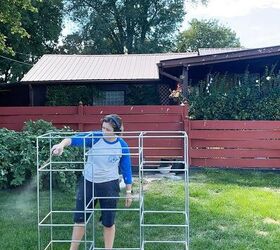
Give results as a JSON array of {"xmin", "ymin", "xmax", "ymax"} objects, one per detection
[{"xmin": 74, "ymin": 177, "xmax": 120, "ymax": 227}]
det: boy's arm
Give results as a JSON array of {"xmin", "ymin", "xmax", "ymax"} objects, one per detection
[
  {"xmin": 52, "ymin": 131, "xmax": 99, "ymax": 156},
  {"xmin": 119, "ymin": 141, "xmax": 133, "ymax": 188},
  {"xmin": 51, "ymin": 138, "xmax": 71, "ymax": 156}
]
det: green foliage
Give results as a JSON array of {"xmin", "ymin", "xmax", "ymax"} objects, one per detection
[
  {"xmin": 0, "ymin": 120, "xmax": 53, "ymax": 189},
  {"xmin": 0, "ymin": 0, "xmax": 38, "ymax": 54},
  {"xmin": 126, "ymin": 84, "xmax": 160, "ymax": 105},
  {"xmin": 0, "ymin": 0, "xmax": 64, "ymax": 82},
  {"xmin": 188, "ymin": 67, "xmax": 280, "ymax": 120},
  {"xmin": 0, "ymin": 128, "xmax": 21, "ymax": 189},
  {"xmin": 0, "ymin": 120, "xmax": 82, "ymax": 191},
  {"xmin": 23, "ymin": 119, "xmax": 58, "ymax": 135},
  {"xmin": 63, "ymin": 0, "xmax": 186, "ymax": 54},
  {"xmin": 46, "ymin": 84, "xmax": 102, "ymax": 106},
  {"xmin": 177, "ymin": 18, "xmax": 241, "ymax": 52}
]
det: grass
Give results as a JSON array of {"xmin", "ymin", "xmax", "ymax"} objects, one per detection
[
  {"xmin": 0, "ymin": 168, "xmax": 279, "ymax": 249},
  {"xmin": 189, "ymin": 169, "xmax": 280, "ymax": 250}
]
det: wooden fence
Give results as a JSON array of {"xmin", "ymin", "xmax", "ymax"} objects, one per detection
[
  {"xmin": 189, "ymin": 120, "xmax": 280, "ymax": 169},
  {"xmin": 1, "ymin": 105, "xmax": 280, "ymax": 169},
  {"xmin": 0, "ymin": 105, "xmax": 186, "ymax": 165},
  {"xmin": 0, "ymin": 105, "xmax": 186, "ymax": 131}
]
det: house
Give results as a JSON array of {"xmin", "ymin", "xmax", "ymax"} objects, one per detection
[
  {"xmin": 20, "ymin": 53, "xmax": 196, "ymax": 106},
  {"xmin": 2, "ymin": 45, "xmax": 280, "ymax": 106}
]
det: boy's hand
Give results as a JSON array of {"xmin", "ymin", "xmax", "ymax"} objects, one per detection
[
  {"xmin": 125, "ymin": 192, "xmax": 132, "ymax": 207},
  {"xmin": 51, "ymin": 144, "xmax": 64, "ymax": 156}
]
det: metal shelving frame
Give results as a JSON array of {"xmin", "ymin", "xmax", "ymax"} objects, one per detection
[{"xmin": 37, "ymin": 131, "xmax": 189, "ymax": 250}]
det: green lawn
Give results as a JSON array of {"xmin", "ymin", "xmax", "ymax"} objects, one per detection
[{"xmin": 0, "ymin": 168, "xmax": 279, "ymax": 250}]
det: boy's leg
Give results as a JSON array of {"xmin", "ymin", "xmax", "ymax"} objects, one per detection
[
  {"xmin": 98, "ymin": 179, "xmax": 120, "ymax": 249},
  {"xmin": 70, "ymin": 177, "xmax": 93, "ymax": 250},
  {"xmin": 70, "ymin": 224, "xmax": 85, "ymax": 250},
  {"xmin": 103, "ymin": 224, "xmax": 116, "ymax": 249}
]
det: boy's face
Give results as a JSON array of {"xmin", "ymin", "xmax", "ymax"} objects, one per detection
[{"xmin": 102, "ymin": 121, "xmax": 115, "ymax": 137}]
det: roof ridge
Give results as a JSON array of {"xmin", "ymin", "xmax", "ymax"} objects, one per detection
[
  {"xmin": 42, "ymin": 52, "xmax": 196, "ymax": 57},
  {"xmin": 199, "ymin": 47, "xmax": 245, "ymax": 50}
]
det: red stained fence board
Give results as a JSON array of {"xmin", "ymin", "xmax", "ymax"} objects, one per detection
[
  {"xmin": 190, "ymin": 120, "xmax": 280, "ymax": 169},
  {"xmin": 190, "ymin": 130, "xmax": 280, "ymax": 140},
  {"xmin": 191, "ymin": 120, "xmax": 280, "ymax": 130},
  {"xmin": 191, "ymin": 139, "xmax": 280, "ymax": 150},
  {"xmin": 0, "ymin": 105, "xmax": 185, "ymax": 132},
  {"xmin": 83, "ymin": 105, "xmax": 186, "ymax": 115},
  {"xmin": 190, "ymin": 148, "xmax": 280, "ymax": 158},
  {"xmin": 192, "ymin": 158, "xmax": 280, "ymax": 168}
]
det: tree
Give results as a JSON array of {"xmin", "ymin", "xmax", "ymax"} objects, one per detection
[
  {"xmin": 63, "ymin": 0, "xmax": 187, "ymax": 54},
  {"xmin": 0, "ymin": 0, "xmax": 64, "ymax": 82},
  {"xmin": 177, "ymin": 18, "xmax": 241, "ymax": 52},
  {"xmin": 0, "ymin": 0, "xmax": 37, "ymax": 55}
]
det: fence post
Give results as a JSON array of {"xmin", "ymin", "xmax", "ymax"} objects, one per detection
[
  {"xmin": 78, "ymin": 103, "xmax": 84, "ymax": 131},
  {"xmin": 182, "ymin": 103, "xmax": 191, "ymax": 166}
]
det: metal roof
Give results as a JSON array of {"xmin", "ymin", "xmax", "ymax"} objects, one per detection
[
  {"xmin": 21, "ymin": 53, "xmax": 197, "ymax": 83},
  {"xmin": 160, "ymin": 45, "xmax": 280, "ymax": 68},
  {"xmin": 198, "ymin": 47, "xmax": 246, "ymax": 55}
]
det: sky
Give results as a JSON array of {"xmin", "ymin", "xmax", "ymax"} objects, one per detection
[
  {"xmin": 183, "ymin": 0, "xmax": 280, "ymax": 48},
  {"xmin": 62, "ymin": 0, "xmax": 280, "ymax": 49}
]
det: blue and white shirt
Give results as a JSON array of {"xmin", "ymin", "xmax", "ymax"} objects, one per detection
[{"xmin": 71, "ymin": 131, "xmax": 132, "ymax": 184}]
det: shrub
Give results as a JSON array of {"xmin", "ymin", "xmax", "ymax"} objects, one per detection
[
  {"xmin": 46, "ymin": 85, "xmax": 101, "ymax": 106},
  {"xmin": 188, "ymin": 67, "xmax": 280, "ymax": 120},
  {"xmin": 126, "ymin": 84, "xmax": 160, "ymax": 105},
  {"xmin": 0, "ymin": 128, "xmax": 22, "ymax": 189},
  {"xmin": 0, "ymin": 120, "xmax": 82, "ymax": 192}
]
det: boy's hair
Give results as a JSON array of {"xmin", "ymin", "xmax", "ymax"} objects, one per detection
[{"xmin": 101, "ymin": 114, "xmax": 123, "ymax": 134}]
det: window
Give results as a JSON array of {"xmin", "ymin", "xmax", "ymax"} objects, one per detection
[{"xmin": 93, "ymin": 91, "xmax": 124, "ymax": 105}]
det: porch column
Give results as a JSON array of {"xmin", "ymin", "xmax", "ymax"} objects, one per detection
[
  {"xmin": 29, "ymin": 84, "xmax": 34, "ymax": 106},
  {"xmin": 182, "ymin": 65, "xmax": 189, "ymax": 99}
]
